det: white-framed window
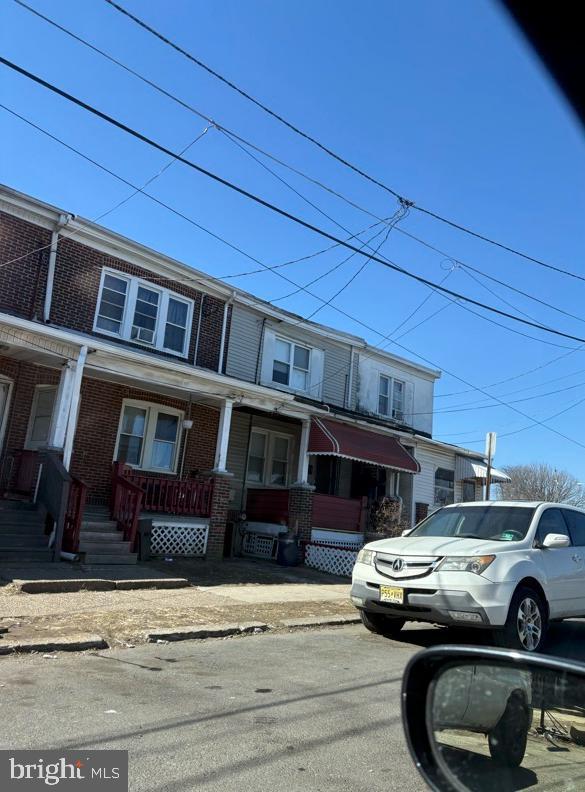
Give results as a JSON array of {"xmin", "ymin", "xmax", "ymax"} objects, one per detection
[
  {"xmin": 25, "ymin": 385, "xmax": 58, "ymax": 449},
  {"xmin": 246, "ymin": 429, "xmax": 292, "ymax": 487},
  {"xmin": 114, "ymin": 399, "xmax": 183, "ymax": 473},
  {"xmin": 94, "ymin": 268, "xmax": 193, "ymax": 357},
  {"xmin": 378, "ymin": 375, "xmax": 406, "ymax": 421},
  {"xmin": 272, "ymin": 337, "xmax": 311, "ymax": 392}
]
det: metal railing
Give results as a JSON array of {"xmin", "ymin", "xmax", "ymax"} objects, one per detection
[
  {"xmin": 36, "ymin": 452, "xmax": 85, "ymax": 560},
  {"xmin": 63, "ymin": 476, "xmax": 88, "ymax": 554}
]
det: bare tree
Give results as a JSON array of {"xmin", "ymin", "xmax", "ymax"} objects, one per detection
[{"xmin": 498, "ymin": 463, "xmax": 585, "ymax": 506}]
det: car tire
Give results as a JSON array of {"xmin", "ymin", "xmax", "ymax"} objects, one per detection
[
  {"xmin": 359, "ymin": 609, "xmax": 405, "ymax": 637},
  {"xmin": 497, "ymin": 585, "xmax": 548, "ymax": 653},
  {"xmin": 488, "ymin": 692, "xmax": 531, "ymax": 767}
]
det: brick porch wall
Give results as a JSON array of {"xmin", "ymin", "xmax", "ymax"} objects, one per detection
[
  {"xmin": 206, "ymin": 474, "xmax": 232, "ymax": 560},
  {"xmin": 0, "ymin": 356, "xmax": 61, "ymax": 489},
  {"xmin": 288, "ymin": 485, "xmax": 314, "ymax": 543},
  {"xmin": 69, "ymin": 376, "xmax": 219, "ymax": 503}
]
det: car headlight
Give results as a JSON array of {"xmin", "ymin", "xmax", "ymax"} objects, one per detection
[
  {"xmin": 356, "ymin": 548, "xmax": 376, "ymax": 565},
  {"xmin": 436, "ymin": 555, "xmax": 495, "ymax": 575}
]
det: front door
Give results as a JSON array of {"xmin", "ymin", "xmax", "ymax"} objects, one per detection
[{"xmin": 535, "ymin": 508, "xmax": 584, "ymax": 618}]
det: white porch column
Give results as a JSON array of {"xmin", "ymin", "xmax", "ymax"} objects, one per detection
[
  {"xmin": 294, "ymin": 418, "xmax": 311, "ymax": 485},
  {"xmin": 62, "ymin": 346, "xmax": 88, "ymax": 470},
  {"xmin": 213, "ymin": 398, "xmax": 234, "ymax": 473},
  {"xmin": 48, "ymin": 362, "xmax": 77, "ymax": 451}
]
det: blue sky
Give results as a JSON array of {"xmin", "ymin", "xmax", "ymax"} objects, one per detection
[{"xmin": 2, "ymin": 0, "xmax": 585, "ymax": 479}]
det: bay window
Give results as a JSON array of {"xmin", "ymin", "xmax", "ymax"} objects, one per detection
[
  {"xmin": 95, "ymin": 268, "xmax": 193, "ymax": 357},
  {"xmin": 246, "ymin": 429, "xmax": 292, "ymax": 487},
  {"xmin": 115, "ymin": 400, "xmax": 183, "ymax": 473}
]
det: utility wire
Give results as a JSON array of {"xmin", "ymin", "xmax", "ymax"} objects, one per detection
[
  {"xmin": 14, "ymin": 0, "xmax": 585, "ymax": 323},
  {"xmin": 2, "ymin": 56, "xmax": 584, "ymax": 349},
  {"xmin": 102, "ymin": 0, "xmax": 585, "ymax": 284},
  {"xmin": 3, "ymin": 103, "xmax": 584, "ymax": 451}
]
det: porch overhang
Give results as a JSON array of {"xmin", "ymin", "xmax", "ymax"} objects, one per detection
[
  {"xmin": 455, "ymin": 455, "xmax": 510, "ymax": 483},
  {"xmin": 308, "ymin": 417, "xmax": 420, "ymax": 473}
]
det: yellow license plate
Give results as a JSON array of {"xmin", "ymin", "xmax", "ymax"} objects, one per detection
[{"xmin": 380, "ymin": 586, "xmax": 404, "ymax": 604}]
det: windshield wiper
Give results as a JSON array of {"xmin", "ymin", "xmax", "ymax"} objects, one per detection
[{"xmin": 456, "ymin": 533, "xmax": 483, "ymax": 539}]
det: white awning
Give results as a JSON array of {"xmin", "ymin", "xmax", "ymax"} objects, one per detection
[{"xmin": 455, "ymin": 456, "xmax": 511, "ymax": 483}]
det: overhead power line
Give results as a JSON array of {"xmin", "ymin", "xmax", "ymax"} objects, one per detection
[
  {"xmin": 102, "ymin": 0, "xmax": 585, "ymax": 284},
  {"xmin": 14, "ymin": 0, "xmax": 585, "ymax": 325},
  {"xmin": 2, "ymin": 56, "xmax": 584, "ymax": 350},
  {"xmin": 2, "ymin": 106, "xmax": 584, "ymax": 452}
]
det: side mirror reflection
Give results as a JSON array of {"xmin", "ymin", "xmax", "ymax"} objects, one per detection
[{"xmin": 402, "ymin": 646, "xmax": 585, "ymax": 791}]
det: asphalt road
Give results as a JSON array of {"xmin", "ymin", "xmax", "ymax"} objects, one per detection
[{"xmin": 2, "ymin": 620, "xmax": 585, "ymax": 792}]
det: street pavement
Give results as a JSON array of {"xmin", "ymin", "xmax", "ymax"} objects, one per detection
[
  {"xmin": 3, "ymin": 620, "xmax": 585, "ymax": 791},
  {"xmin": 0, "ymin": 624, "xmax": 425, "ymax": 792}
]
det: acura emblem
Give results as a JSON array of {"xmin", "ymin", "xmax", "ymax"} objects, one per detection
[{"xmin": 392, "ymin": 558, "xmax": 405, "ymax": 572}]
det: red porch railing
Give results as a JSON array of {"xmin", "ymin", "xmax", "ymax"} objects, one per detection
[
  {"xmin": 111, "ymin": 464, "xmax": 144, "ymax": 549},
  {"xmin": 245, "ymin": 488, "xmax": 289, "ymax": 524},
  {"xmin": 63, "ymin": 476, "xmax": 88, "ymax": 554},
  {"xmin": 112, "ymin": 463, "xmax": 213, "ymax": 518},
  {"xmin": 312, "ymin": 493, "xmax": 367, "ymax": 532}
]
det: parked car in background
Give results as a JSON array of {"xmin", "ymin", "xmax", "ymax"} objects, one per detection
[{"xmin": 351, "ymin": 501, "xmax": 585, "ymax": 652}]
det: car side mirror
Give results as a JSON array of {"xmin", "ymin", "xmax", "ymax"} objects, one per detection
[
  {"xmin": 542, "ymin": 533, "xmax": 570, "ymax": 548},
  {"xmin": 402, "ymin": 645, "xmax": 585, "ymax": 791}
]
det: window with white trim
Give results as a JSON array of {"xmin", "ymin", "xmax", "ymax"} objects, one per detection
[
  {"xmin": 272, "ymin": 337, "xmax": 311, "ymax": 392},
  {"xmin": 26, "ymin": 386, "xmax": 57, "ymax": 449},
  {"xmin": 434, "ymin": 467, "xmax": 455, "ymax": 506},
  {"xmin": 378, "ymin": 375, "xmax": 406, "ymax": 421},
  {"xmin": 95, "ymin": 269, "xmax": 193, "ymax": 357},
  {"xmin": 115, "ymin": 400, "xmax": 183, "ymax": 473},
  {"xmin": 246, "ymin": 429, "xmax": 292, "ymax": 487}
]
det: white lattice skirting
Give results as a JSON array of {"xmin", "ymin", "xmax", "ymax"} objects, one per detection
[
  {"xmin": 242, "ymin": 532, "xmax": 278, "ymax": 559},
  {"xmin": 304, "ymin": 543, "xmax": 358, "ymax": 578},
  {"xmin": 150, "ymin": 522, "xmax": 209, "ymax": 557}
]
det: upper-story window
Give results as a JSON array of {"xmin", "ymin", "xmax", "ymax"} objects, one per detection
[
  {"xmin": 94, "ymin": 269, "xmax": 193, "ymax": 357},
  {"xmin": 378, "ymin": 375, "xmax": 405, "ymax": 421},
  {"xmin": 273, "ymin": 337, "xmax": 311, "ymax": 391}
]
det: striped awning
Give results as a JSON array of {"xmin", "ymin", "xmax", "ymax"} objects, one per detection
[
  {"xmin": 308, "ymin": 417, "xmax": 420, "ymax": 473},
  {"xmin": 455, "ymin": 455, "xmax": 510, "ymax": 483}
]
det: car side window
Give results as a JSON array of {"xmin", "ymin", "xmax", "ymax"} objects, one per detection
[
  {"xmin": 562, "ymin": 510, "xmax": 585, "ymax": 546},
  {"xmin": 535, "ymin": 509, "xmax": 571, "ymax": 546}
]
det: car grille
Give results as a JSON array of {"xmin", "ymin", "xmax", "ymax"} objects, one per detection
[{"xmin": 374, "ymin": 553, "xmax": 441, "ymax": 580}]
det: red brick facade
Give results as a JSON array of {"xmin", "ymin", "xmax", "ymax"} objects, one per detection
[
  {"xmin": 288, "ymin": 485, "xmax": 314, "ymax": 543},
  {"xmin": 70, "ymin": 377, "xmax": 219, "ymax": 503},
  {"xmin": 207, "ymin": 474, "xmax": 232, "ymax": 560},
  {"xmin": 0, "ymin": 212, "xmax": 51, "ymax": 321}
]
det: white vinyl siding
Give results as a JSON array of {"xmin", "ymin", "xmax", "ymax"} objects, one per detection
[
  {"xmin": 94, "ymin": 268, "xmax": 193, "ymax": 357},
  {"xmin": 114, "ymin": 399, "xmax": 183, "ymax": 473}
]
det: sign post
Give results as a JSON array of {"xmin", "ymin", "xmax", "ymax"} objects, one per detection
[{"xmin": 485, "ymin": 432, "xmax": 497, "ymax": 500}]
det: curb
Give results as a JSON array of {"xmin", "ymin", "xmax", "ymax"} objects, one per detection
[
  {"xmin": 0, "ymin": 633, "xmax": 108, "ymax": 655},
  {"xmin": 281, "ymin": 615, "xmax": 361, "ymax": 629},
  {"xmin": 146, "ymin": 622, "xmax": 268, "ymax": 643},
  {"xmin": 14, "ymin": 578, "xmax": 190, "ymax": 594}
]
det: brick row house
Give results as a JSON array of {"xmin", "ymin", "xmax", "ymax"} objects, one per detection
[{"xmin": 0, "ymin": 185, "xmax": 508, "ymax": 564}]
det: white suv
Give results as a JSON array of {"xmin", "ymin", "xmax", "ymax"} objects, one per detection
[{"xmin": 351, "ymin": 501, "xmax": 585, "ymax": 652}]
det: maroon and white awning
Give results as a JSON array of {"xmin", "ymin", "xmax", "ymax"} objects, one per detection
[{"xmin": 308, "ymin": 417, "xmax": 420, "ymax": 473}]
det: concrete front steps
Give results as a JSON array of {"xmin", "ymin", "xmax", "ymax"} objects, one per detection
[
  {"xmin": 0, "ymin": 501, "xmax": 52, "ymax": 562},
  {"xmin": 79, "ymin": 507, "xmax": 137, "ymax": 565}
]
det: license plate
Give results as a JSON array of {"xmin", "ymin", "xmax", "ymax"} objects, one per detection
[{"xmin": 380, "ymin": 586, "xmax": 404, "ymax": 604}]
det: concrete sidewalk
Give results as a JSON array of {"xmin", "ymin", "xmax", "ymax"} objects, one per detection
[{"xmin": 0, "ymin": 558, "xmax": 353, "ymax": 649}]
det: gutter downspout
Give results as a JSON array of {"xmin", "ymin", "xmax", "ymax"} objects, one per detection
[
  {"xmin": 193, "ymin": 294, "xmax": 205, "ymax": 365},
  {"xmin": 217, "ymin": 292, "xmax": 235, "ymax": 373},
  {"xmin": 43, "ymin": 213, "xmax": 71, "ymax": 323},
  {"xmin": 346, "ymin": 345, "xmax": 355, "ymax": 409}
]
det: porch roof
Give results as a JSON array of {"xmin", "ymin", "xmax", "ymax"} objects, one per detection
[{"xmin": 308, "ymin": 417, "xmax": 420, "ymax": 473}]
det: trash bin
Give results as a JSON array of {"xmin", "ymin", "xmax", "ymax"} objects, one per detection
[{"xmin": 277, "ymin": 536, "xmax": 299, "ymax": 566}]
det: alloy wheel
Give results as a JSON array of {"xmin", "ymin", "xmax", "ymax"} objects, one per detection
[{"xmin": 517, "ymin": 596, "xmax": 542, "ymax": 651}]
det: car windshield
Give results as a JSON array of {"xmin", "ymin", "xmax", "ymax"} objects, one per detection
[{"xmin": 410, "ymin": 506, "xmax": 536, "ymax": 542}]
